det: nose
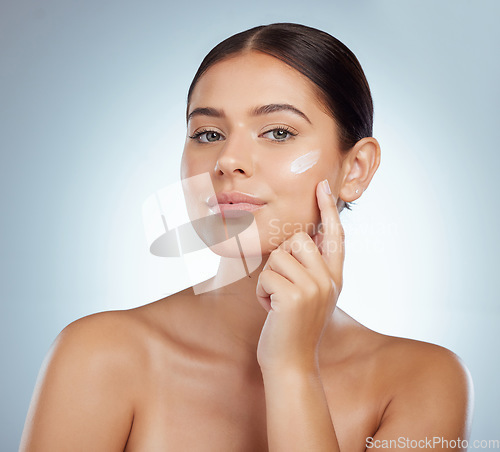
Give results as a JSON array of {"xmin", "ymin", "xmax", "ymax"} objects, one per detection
[{"xmin": 214, "ymin": 135, "xmax": 254, "ymax": 178}]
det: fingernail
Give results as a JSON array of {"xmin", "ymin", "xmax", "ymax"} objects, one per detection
[{"xmin": 322, "ymin": 179, "xmax": 331, "ymax": 195}]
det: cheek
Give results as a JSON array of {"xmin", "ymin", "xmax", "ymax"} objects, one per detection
[
  {"xmin": 180, "ymin": 149, "xmax": 213, "ymax": 180},
  {"xmin": 263, "ymin": 149, "xmax": 330, "ymax": 241},
  {"xmin": 289, "ymin": 149, "xmax": 321, "ymax": 175},
  {"xmin": 265, "ymin": 148, "xmax": 320, "ymax": 181},
  {"xmin": 269, "ymin": 148, "xmax": 327, "ymax": 201},
  {"xmin": 180, "ymin": 152, "xmax": 196, "ymax": 180},
  {"xmin": 180, "ymin": 150, "xmax": 190, "ymax": 179}
]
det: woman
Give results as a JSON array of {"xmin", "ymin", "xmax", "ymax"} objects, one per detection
[{"xmin": 20, "ymin": 23, "xmax": 473, "ymax": 451}]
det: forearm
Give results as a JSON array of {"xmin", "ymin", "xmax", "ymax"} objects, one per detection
[{"xmin": 262, "ymin": 366, "xmax": 340, "ymax": 452}]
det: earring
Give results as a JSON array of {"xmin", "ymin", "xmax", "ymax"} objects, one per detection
[{"xmin": 355, "ymin": 189, "xmax": 360, "ymax": 194}]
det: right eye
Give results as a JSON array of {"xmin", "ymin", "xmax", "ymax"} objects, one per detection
[{"xmin": 189, "ymin": 130, "xmax": 225, "ymax": 143}]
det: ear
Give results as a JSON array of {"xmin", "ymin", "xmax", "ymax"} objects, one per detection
[{"xmin": 338, "ymin": 137, "xmax": 381, "ymax": 202}]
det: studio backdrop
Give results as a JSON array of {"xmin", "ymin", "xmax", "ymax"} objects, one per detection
[{"xmin": 1, "ymin": 0, "xmax": 499, "ymax": 449}]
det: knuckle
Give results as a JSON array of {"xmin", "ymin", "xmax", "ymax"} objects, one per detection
[
  {"xmin": 307, "ymin": 284, "xmax": 320, "ymax": 299},
  {"xmin": 330, "ymin": 277, "xmax": 342, "ymax": 294},
  {"xmin": 317, "ymin": 275, "xmax": 335, "ymax": 294},
  {"xmin": 270, "ymin": 247, "xmax": 280, "ymax": 256},
  {"xmin": 289, "ymin": 291, "xmax": 302, "ymax": 304},
  {"xmin": 260, "ymin": 268, "xmax": 273, "ymax": 281},
  {"xmin": 269, "ymin": 247, "xmax": 281, "ymax": 262},
  {"xmin": 323, "ymin": 280, "xmax": 335, "ymax": 295},
  {"xmin": 297, "ymin": 231, "xmax": 311, "ymax": 241},
  {"xmin": 305, "ymin": 239, "xmax": 318, "ymax": 253},
  {"xmin": 301, "ymin": 276, "xmax": 320, "ymax": 298},
  {"xmin": 289, "ymin": 231, "xmax": 308, "ymax": 242}
]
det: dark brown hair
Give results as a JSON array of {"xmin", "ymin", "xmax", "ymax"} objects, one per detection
[{"xmin": 187, "ymin": 23, "xmax": 374, "ymax": 211}]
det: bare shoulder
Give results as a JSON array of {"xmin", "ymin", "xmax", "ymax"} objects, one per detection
[
  {"xmin": 333, "ymin": 311, "xmax": 473, "ymax": 394},
  {"xmin": 372, "ymin": 330, "xmax": 473, "ymax": 400},
  {"xmin": 324, "ymin": 310, "xmax": 473, "ymax": 446},
  {"xmin": 49, "ymin": 290, "xmax": 191, "ymax": 376},
  {"xmin": 53, "ymin": 308, "xmax": 149, "ymax": 369},
  {"xmin": 20, "ymin": 293, "xmax": 187, "ymax": 452},
  {"xmin": 54, "ymin": 287, "xmax": 194, "ymax": 358},
  {"xmin": 352, "ymin": 321, "xmax": 474, "ymax": 443}
]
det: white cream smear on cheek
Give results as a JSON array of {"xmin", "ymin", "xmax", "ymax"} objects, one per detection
[{"xmin": 289, "ymin": 150, "xmax": 321, "ymax": 174}]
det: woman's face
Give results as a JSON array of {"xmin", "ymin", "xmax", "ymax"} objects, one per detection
[{"xmin": 181, "ymin": 50, "xmax": 344, "ymax": 256}]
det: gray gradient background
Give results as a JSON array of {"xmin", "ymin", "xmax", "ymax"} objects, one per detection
[{"xmin": 2, "ymin": 0, "xmax": 499, "ymax": 449}]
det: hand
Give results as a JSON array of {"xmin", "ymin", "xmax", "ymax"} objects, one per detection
[{"xmin": 255, "ymin": 179, "xmax": 345, "ymax": 374}]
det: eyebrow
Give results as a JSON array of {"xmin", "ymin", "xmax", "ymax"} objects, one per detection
[{"xmin": 186, "ymin": 103, "xmax": 312, "ymax": 124}]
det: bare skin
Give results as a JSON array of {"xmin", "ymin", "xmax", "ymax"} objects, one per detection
[
  {"xmin": 20, "ymin": 51, "xmax": 473, "ymax": 451},
  {"xmin": 19, "ymin": 290, "xmax": 472, "ymax": 451}
]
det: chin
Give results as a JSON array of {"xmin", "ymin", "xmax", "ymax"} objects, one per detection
[{"xmin": 191, "ymin": 211, "xmax": 263, "ymax": 258}]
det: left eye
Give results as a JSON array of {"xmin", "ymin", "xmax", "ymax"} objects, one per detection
[
  {"xmin": 198, "ymin": 131, "xmax": 223, "ymax": 142},
  {"xmin": 262, "ymin": 128, "xmax": 296, "ymax": 141},
  {"xmin": 189, "ymin": 130, "xmax": 225, "ymax": 143}
]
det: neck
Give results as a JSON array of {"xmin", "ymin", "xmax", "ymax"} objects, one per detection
[
  {"xmin": 193, "ymin": 254, "xmax": 269, "ymax": 360},
  {"xmin": 181, "ymin": 254, "xmax": 352, "ymax": 376}
]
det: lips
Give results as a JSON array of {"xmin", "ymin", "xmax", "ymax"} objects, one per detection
[{"xmin": 207, "ymin": 191, "xmax": 266, "ymax": 214}]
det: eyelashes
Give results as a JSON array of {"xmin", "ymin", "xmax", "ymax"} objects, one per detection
[
  {"xmin": 188, "ymin": 129, "xmax": 223, "ymax": 143},
  {"xmin": 188, "ymin": 126, "xmax": 298, "ymax": 144},
  {"xmin": 263, "ymin": 126, "xmax": 297, "ymax": 142}
]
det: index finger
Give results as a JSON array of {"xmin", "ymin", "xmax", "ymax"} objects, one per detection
[{"xmin": 316, "ymin": 179, "xmax": 345, "ymax": 283}]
